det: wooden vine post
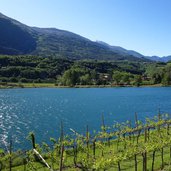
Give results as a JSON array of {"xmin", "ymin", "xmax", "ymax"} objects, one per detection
[
  {"xmin": 151, "ymin": 150, "xmax": 156, "ymax": 171},
  {"xmin": 142, "ymin": 128, "xmax": 147, "ymax": 171},
  {"xmin": 30, "ymin": 132, "xmax": 36, "ymax": 149},
  {"xmin": 9, "ymin": 140, "xmax": 12, "ymax": 171},
  {"xmin": 59, "ymin": 121, "xmax": 64, "ymax": 171},
  {"xmin": 134, "ymin": 153, "xmax": 137, "ymax": 171}
]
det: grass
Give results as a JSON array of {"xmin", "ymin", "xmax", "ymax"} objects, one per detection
[{"xmin": 0, "ymin": 82, "xmax": 165, "ymax": 89}]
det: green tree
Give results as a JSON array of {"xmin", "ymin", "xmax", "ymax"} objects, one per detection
[
  {"xmin": 80, "ymin": 74, "xmax": 91, "ymax": 85},
  {"xmin": 161, "ymin": 63, "xmax": 171, "ymax": 85},
  {"xmin": 112, "ymin": 71, "xmax": 122, "ymax": 85},
  {"xmin": 134, "ymin": 75, "xmax": 142, "ymax": 87}
]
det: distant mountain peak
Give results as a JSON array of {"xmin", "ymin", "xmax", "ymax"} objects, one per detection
[
  {"xmin": 146, "ymin": 55, "xmax": 171, "ymax": 62},
  {"xmin": 0, "ymin": 12, "xmax": 150, "ymax": 62},
  {"xmin": 96, "ymin": 40, "xmax": 144, "ymax": 58},
  {"xmin": 0, "ymin": 12, "xmax": 8, "ymax": 19}
]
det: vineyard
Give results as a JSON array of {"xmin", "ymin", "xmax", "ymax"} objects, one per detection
[{"xmin": 1, "ymin": 113, "xmax": 171, "ymax": 170}]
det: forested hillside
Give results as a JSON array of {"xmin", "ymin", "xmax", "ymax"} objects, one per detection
[
  {"xmin": 0, "ymin": 13, "xmax": 149, "ymax": 62},
  {"xmin": 0, "ymin": 55, "xmax": 171, "ymax": 87}
]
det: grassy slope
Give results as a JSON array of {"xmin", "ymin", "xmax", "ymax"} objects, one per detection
[
  {"xmin": 1, "ymin": 118, "xmax": 171, "ymax": 171},
  {"xmin": 2, "ymin": 138, "xmax": 171, "ymax": 171}
]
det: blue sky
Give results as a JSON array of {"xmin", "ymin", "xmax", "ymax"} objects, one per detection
[{"xmin": 1, "ymin": 0, "xmax": 171, "ymax": 56}]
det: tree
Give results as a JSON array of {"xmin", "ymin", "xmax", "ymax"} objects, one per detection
[
  {"xmin": 134, "ymin": 75, "xmax": 142, "ymax": 87},
  {"xmin": 80, "ymin": 74, "xmax": 91, "ymax": 85},
  {"xmin": 162, "ymin": 64, "xmax": 171, "ymax": 85},
  {"xmin": 60, "ymin": 69, "xmax": 77, "ymax": 86},
  {"xmin": 112, "ymin": 71, "xmax": 122, "ymax": 85},
  {"xmin": 145, "ymin": 65, "xmax": 163, "ymax": 84},
  {"xmin": 162, "ymin": 73, "xmax": 170, "ymax": 86}
]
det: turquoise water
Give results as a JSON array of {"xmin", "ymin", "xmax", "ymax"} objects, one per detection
[{"xmin": 0, "ymin": 87, "xmax": 171, "ymax": 149}]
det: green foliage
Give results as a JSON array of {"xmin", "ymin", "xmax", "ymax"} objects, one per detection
[
  {"xmin": 1, "ymin": 55, "xmax": 171, "ymax": 87},
  {"xmin": 133, "ymin": 75, "xmax": 142, "ymax": 86},
  {"xmin": 0, "ymin": 55, "xmax": 72, "ymax": 84},
  {"xmin": 162, "ymin": 63, "xmax": 171, "ymax": 85},
  {"xmin": 112, "ymin": 71, "xmax": 133, "ymax": 85},
  {"xmin": 145, "ymin": 64, "xmax": 163, "ymax": 84},
  {"xmin": 60, "ymin": 67, "xmax": 91, "ymax": 86},
  {"xmin": 2, "ymin": 114, "xmax": 171, "ymax": 170}
]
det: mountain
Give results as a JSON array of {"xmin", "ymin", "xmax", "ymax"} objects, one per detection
[
  {"xmin": 0, "ymin": 13, "xmax": 36, "ymax": 55},
  {"xmin": 96, "ymin": 41, "xmax": 144, "ymax": 58},
  {"xmin": 97, "ymin": 41, "xmax": 171, "ymax": 63},
  {"xmin": 145, "ymin": 56, "xmax": 171, "ymax": 62},
  {"xmin": 0, "ymin": 12, "xmax": 149, "ymax": 62}
]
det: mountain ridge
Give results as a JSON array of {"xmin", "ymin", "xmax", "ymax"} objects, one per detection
[
  {"xmin": 145, "ymin": 55, "xmax": 171, "ymax": 62},
  {"xmin": 0, "ymin": 12, "xmax": 169, "ymax": 62},
  {"xmin": 96, "ymin": 41, "xmax": 144, "ymax": 58}
]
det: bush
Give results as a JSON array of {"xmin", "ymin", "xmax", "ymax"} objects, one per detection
[
  {"xmin": 9, "ymin": 77, "xmax": 18, "ymax": 83},
  {"xmin": 19, "ymin": 78, "xmax": 28, "ymax": 83}
]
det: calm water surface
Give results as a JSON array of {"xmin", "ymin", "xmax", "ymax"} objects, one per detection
[{"xmin": 0, "ymin": 87, "xmax": 171, "ymax": 149}]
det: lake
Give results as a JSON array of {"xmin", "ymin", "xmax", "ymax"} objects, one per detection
[{"xmin": 0, "ymin": 87, "xmax": 171, "ymax": 150}]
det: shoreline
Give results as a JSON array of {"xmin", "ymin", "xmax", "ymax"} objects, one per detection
[{"xmin": 0, "ymin": 82, "xmax": 166, "ymax": 89}]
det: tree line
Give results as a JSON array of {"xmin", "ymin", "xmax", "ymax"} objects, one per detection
[{"xmin": 0, "ymin": 55, "xmax": 171, "ymax": 86}]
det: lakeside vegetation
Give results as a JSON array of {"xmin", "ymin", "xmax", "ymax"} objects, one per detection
[
  {"xmin": 1, "ymin": 113, "xmax": 171, "ymax": 170},
  {"xmin": 0, "ymin": 55, "xmax": 171, "ymax": 88}
]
